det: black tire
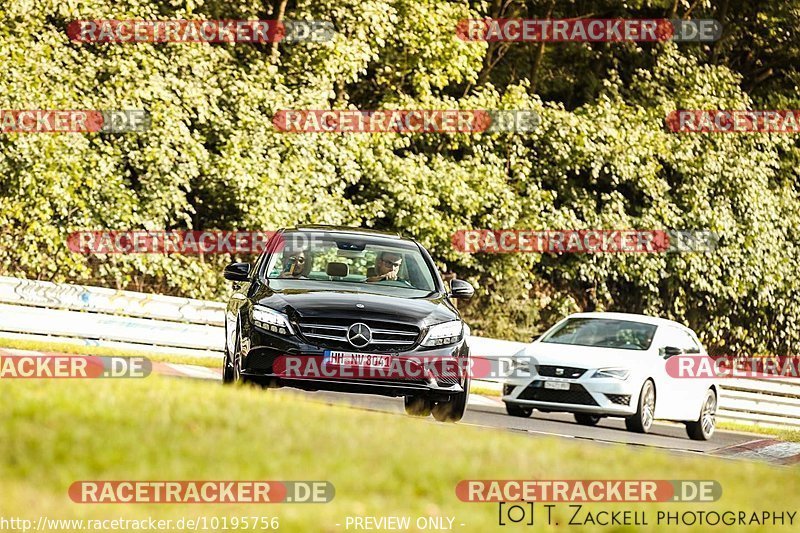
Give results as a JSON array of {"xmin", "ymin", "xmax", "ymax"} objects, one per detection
[
  {"xmin": 625, "ymin": 380, "xmax": 656, "ymax": 433},
  {"xmin": 574, "ymin": 413, "xmax": 602, "ymax": 426},
  {"xmin": 222, "ymin": 327, "xmax": 235, "ymax": 384},
  {"xmin": 686, "ymin": 389, "xmax": 717, "ymax": 441},
  {"xmin": 505, "ymin": 403, "xmax": 533, "ymax": 418},
  {"xmin": 229, "ymin": 326, "xmax": 251, "ymax": 386},
  {"xmin": 432, "ymin": 377, "xmax": 470, "ymax": 423},
  {"xmin": 222, "ymin": 354, "xmax": 235, "ymax": 384},
  {"xmin": 404, "ymin": 396, "xmax": 433, "ymax": 417}
]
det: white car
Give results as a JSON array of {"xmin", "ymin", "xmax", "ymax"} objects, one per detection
[{"xmin": 502, "ymin": 312, "xmax": 718, "ymax": 440}]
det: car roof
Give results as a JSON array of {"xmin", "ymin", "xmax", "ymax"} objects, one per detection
[
  {"xmin": 282, "ymin": 225, "xmax": 403, "ymax": 239},
  {"xmin": 565, "ymin": 312, "xmax": 696, "ymax": 333}
]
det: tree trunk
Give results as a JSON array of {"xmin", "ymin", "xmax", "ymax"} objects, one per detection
[
  {"xmin": 268, "ymin": 0, "xmax": 289, "ymax": 62},
  {"xmin": 528, "ymin": 0, "xmax": 555, "ymax": 94},
  {"xmin": 476, "ymin": 0, "xmax": 505, "ymax": 86}
]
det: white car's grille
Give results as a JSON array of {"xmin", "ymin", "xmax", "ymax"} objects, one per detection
[{"xmin": 535, "ymin": 365, "xmax": 586, "ymax": 378}]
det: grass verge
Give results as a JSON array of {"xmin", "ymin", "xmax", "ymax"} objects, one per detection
[
  {"xmin": 0, "ymin": 337, "xmax": 218, "ymax": 368},
  {"xmin": 1, "ymin": 376, "xmax": 798, "ymax": 532},
  {"xmin": 717, "ymin": 420, "xmax": 800, "ymax": 442},
  {"xmin": 469, "ymin": 383, "xmax": 501, "ymax": 397}
]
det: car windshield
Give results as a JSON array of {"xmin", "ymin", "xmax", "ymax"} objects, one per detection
[
  {"xmin": 540, "ymin": 318, "xmax": 657, "ymax": 351},
  {"xmin": 262, "ymin": 232, "xmax": 438, "ymax": 293}
]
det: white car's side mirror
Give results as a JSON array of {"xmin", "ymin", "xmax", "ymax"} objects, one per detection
[{"xmin": 661, "ymin": 346, "xmax": 684, "ymax": 359}]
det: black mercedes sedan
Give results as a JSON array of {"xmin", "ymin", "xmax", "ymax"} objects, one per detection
[{"xmin": 222, "ymin": 226, "xmax": 475, "ymax": 422}]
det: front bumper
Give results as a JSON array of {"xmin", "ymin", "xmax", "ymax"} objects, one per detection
[
  {"xmin": 502, "ymin": 375, "xmax": 639, "ymax": 416},
  {"xmin": 241, "ymin": 326, "xmax": 469, "ymax": 400}
]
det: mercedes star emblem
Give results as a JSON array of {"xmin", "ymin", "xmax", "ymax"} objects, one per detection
[{"xmin": 347, "ymin": 323, "xmax": 372, "ymax": 348}]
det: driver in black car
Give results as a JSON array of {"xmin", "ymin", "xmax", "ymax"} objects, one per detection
[
  {"xmin": 366, "ymin": 251, "xmax": 403, "ymax": 282},
  {"xmin": 279, "ymin": 249, "xmax": 311, "ymax": 278}
]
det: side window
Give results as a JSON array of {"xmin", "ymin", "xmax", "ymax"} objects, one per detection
[
  {"xmin": 254, "ymin": 251, "xmax": 272, "ymax": 280},
  {"xmin": 659, "ymin": 326, "xmax": 701, "ymax": 354},
  {"xmin": 677, "ymin": 330, "xmax": 702, "ymax": 354}
]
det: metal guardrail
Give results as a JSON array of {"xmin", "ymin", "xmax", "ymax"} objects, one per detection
[
  {"xmin": 718, "ymin": 378, "xmax": 800, "ymax": 429},
  {"xmin": 0, "ymin": 276, "xmax": 798, "ymax": 429},
  {"xmin": 0, "ymin": 276, "xmax": 223, "ymax": 357},
  {"xmin": 0, "ymin": 276, "xmax": 225, "ymax": 325}
]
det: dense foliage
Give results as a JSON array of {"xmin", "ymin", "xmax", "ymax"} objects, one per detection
[{"xmin": 1, "ymin": 1, "xmax": 798, "ymax": 354}]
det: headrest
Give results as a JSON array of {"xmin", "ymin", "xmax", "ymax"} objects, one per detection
[{"xmin": 326, "ymin": 262, "xmax": 349, "ymax": 277}]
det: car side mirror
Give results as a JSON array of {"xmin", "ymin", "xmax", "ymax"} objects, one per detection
[
  {"xmin": 449, "ymin": 279, "xmax": 474, "ymax": 299},
  {"xmin": 224, "ymin": 262, "xmax": 251, "ymax": 282},
  {"xmin": 661, "ymin": 346, "xmax": 683, "ymax": 358},
  {"xmin": 531, "ymin": 334, "xmax": 542, "ymax": 342}
]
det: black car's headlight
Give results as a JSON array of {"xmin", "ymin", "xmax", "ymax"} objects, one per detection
[
  {"xmin": 253, "ymin": 305, "xmax": 295, "ymax": 336},
  {"xmin": 421, "ymin": 320, "xmax": 464, "ymax": 347}
]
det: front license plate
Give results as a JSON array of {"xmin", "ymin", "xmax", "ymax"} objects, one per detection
[
  {"xmin": 543, "ymin": 381, "xmax": 570, "ymax": 390},
  {"xmin": 324, "ymin": 351, "xmax": 391, "ymax": 369}
]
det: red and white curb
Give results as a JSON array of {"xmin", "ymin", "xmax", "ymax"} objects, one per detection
[{"xmin": 713, "ymin": 438, "xmax": 800, "ymax": 466}]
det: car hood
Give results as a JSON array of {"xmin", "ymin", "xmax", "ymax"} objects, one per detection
[
  {"xmin": 254, "ymin": 287, "xmax": 458, "ymax": 328},
  {"xmin": 520, "ymin": 341, "xmax": 650, "ymax": 369}
]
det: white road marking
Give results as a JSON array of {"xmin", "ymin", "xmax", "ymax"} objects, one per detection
[
  {"xmin": 164, "ymin": 363, "xmax": 221, "ymax": 381},
  {"xmin": 467, "ymin": 394, "xmax": 501, "ymax": 407}
]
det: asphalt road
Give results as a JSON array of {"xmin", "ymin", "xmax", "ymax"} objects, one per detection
[
  {"xmin": 269, "ymin": 388, "xmax": 760, "ymax": 458},
  {"xmin": 149, "ymin": 358, "xmax": 799, "ymax": 465}
]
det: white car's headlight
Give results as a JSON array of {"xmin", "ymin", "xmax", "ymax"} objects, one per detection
[
  {"xmin": 591, "ymin": 368, "xmax": 630, "ymax": 380},
  {"xmin": 253, "ymin": 305, "xmax": 294, "ymax": 335},
  {"xmin": 509, "ymin": 358, "xmax": 531, "ymax": 373},
  {"xmin": 421, "ymin": 320, "xmax": 464, "ymax": 347}
]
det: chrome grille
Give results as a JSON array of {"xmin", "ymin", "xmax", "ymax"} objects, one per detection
[{"xmin": 297, "ymin": 318, "xmax": 420, "ymax": 351}]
